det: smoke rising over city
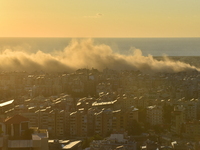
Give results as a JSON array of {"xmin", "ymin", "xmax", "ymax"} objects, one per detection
[{"xmin": 0, "ymin": 39, "xmax": 199, "ymax": 73}]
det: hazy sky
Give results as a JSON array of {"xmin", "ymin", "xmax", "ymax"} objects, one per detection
[{"xmin": 1, "ymin": 0, "xmax": 200, "ymax": 37}]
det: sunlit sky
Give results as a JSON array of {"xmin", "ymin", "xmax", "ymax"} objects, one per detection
[{"xmin": 0, "ymin": 0, "xmax": 200, "ymax": 37}]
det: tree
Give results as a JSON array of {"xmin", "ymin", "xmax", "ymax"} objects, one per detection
[
  {"xmin": 82, "ymin": 138, "xmax": 90, "ymax": 149},
  {"xmin": 153, "ymin": 124, "xmax": 164, "ymax": 134},
  {"xmin": 93, "ymin": 134, "xmax": 103, "ymax": 140},
  {"xmin": 127, "ymin": 120, "xmax": 142, "ymax": 136},
  {"xmin": 82, "ymin": 134, "xmax": 103, "ymax": 149}
]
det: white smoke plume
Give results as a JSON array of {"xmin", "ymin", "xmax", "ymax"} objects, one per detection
[{"xmin": 0, "ymin": 39, "xmax": 199, "ymax": 73}]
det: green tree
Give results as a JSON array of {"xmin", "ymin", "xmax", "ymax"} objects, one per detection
[{"xmin": 93, "ymin": 134, "xmax": 103, "ymax": 140}]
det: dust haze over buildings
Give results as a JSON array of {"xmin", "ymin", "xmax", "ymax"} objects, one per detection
[
  {"xmin": 1, "ymin": 38, "xmax": 200, "ymax": 150},
  {"xmin": 0, "ymin": 38, "xmax": 199, "ymax": 73}
]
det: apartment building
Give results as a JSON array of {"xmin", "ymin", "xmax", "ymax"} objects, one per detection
[
  {"xmin": 69, "ymin": 109, "xmax": 88, "ymax": 137},
  {"xmin": 146, "ymin": 105, "xmax": 163, "ymax": 125},
  {"xmin": 49, "ymin": 110, "xmax": 66, "ymax": 138},
  {"xmin": 185, "ymin": 120, "xmax": 200, "ymax": 138},
  {"xmin": 184, "ymin": 99, "xmax": 198, "ymax": 121},
  {"xmin": 35, "ymin": 108, "xmax": 51, "ymax": 130},
  {"xmin": 96, "ymin": 83, "xmax": 112, "ymax": 95},
  {"xmin": 117, "ymin": 95, "xmax": 133, "ymax": 110},
  {"xmin": 112, "ymin": 109, "xmax": 127, "ymax": 133},
  {"xmin": 94, "ymin": 109, "xmax": 113, "ymax": 137},
  {"xmin": 171, "ymin": 105, "xmax": 185, "ymax": 134}
]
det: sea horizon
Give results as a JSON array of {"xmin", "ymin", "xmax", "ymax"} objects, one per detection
[{"xmin": 1, "ymin": 37, "xmax": 200, "ymax": 56}]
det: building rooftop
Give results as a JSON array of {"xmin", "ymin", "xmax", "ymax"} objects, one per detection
[
  {"xmin": 0, "ymin": 99, "xmax": 14, "ymax": 107},
  {"xmin": 62, "ymin": 140, "xmax": 81, "ymax": 149},
  {"xmin": 92, "ymin": 100, "xmax": 117, "ymax": 106},
  {"xmin": 4, "ymin": 114, "xmax": 29, "ymax": 124}
]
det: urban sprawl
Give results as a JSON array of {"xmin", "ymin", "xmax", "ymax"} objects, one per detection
[{"xmin": 0, "ymin": 68, "xmax": 200, "ymax": 150}]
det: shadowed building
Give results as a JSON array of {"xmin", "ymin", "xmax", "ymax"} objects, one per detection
[{"xmin": 0, "ymin": 114, "xmax": 49, "ymax": 150}]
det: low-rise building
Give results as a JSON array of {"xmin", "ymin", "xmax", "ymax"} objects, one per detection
[
  {"xmin": 0, "ymin": 114, "xmax": 49, "ymax": 150},
  {"xmin": 90, "ymin": 133, "xmax": 137, "ymax": 150}
]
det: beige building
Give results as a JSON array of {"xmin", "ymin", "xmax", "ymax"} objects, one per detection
[
  {"xmin": 49, "ymin": 110, "xmax": 66, "ymax": 138},
  {"xmin": 146, "ymin": 105, "xmax": 163, "ymax": 125},
  {"xmin": 112, "ymin": 107, "xmax": 138, "ymax": 133},
  {"xmin": 69, "ymin": 109, "xmax": 88, "ymax": 137},
  {"xmin": 112, "ymin": 110, "xmax": 127, "ymax": 133},
  {"xmin": 184, "ymin": 99, "xmax": 197, "ymax": 121},
  {"xmin": 171, "ymin": 105, "xmax": 185, "ymax": 135},
  {"xmin": 185, "ymin": 120, "xmax": 200, "ymax": 138},
  {"xmin": 94, "ymin": 109, "xmax": 113, "ymax": 137}
]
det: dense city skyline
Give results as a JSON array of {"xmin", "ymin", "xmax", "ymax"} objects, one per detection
[{"xmin": 1, "ymin": 1, "xmax": 200, "ymax": 149}]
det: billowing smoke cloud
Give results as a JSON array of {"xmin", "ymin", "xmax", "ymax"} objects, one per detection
[
  {"xmin": 0, "ymin": 50, "xmax": 71, "ymax": 72},
  {"xmin": 0, "ymin": 39, "xmax": 199, "ymax": 73}
]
